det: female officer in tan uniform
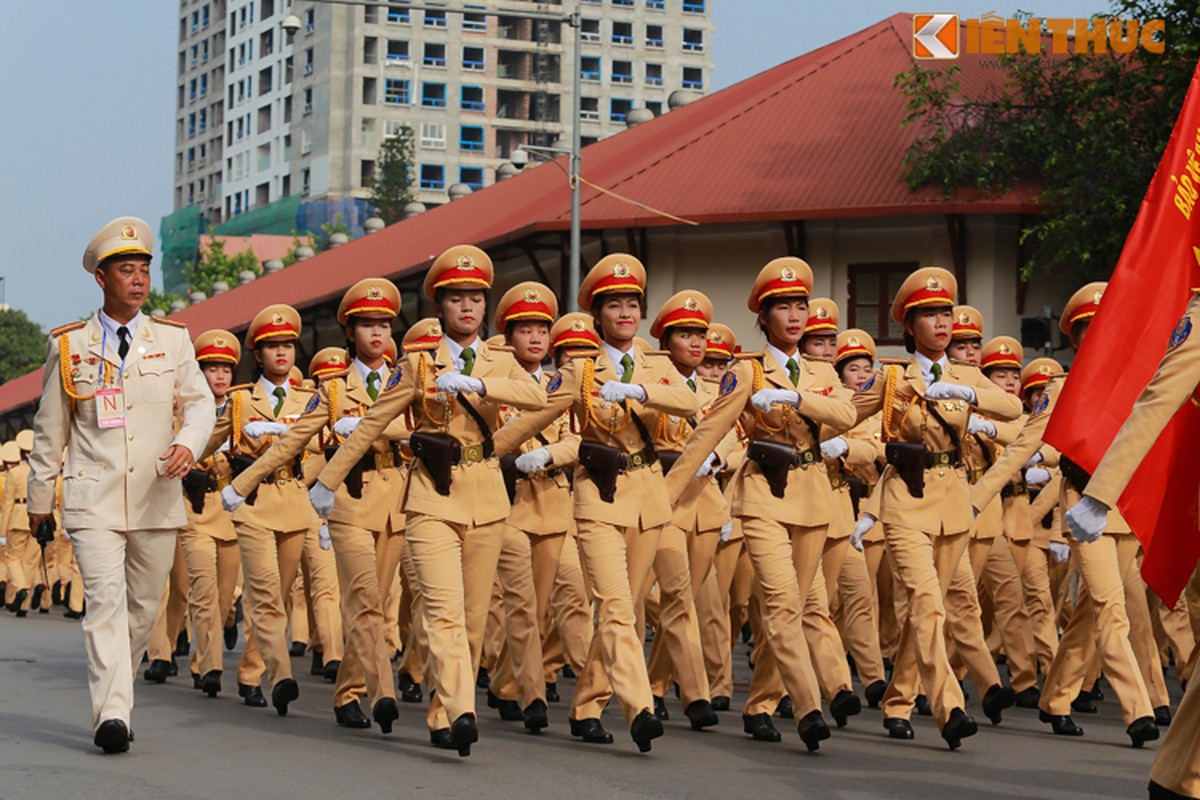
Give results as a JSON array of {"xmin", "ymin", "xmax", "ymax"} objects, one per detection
[{"xmin": 848, "ymin": 266, "xmax": 1021, "ymax": 749}]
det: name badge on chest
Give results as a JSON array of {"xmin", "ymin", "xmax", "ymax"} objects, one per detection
[{"xmin": 96, "ymin": 388, "xmax": 126, "ymax": 429}]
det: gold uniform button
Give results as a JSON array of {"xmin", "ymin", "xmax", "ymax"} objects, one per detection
[
  {"xmin": 129, "ymin": 466, "xmax": 135, "ymax": 473},
  {"xmin": 123, "ymin": 372, "xmax": 130, "ymax": 380},
  {"xmin": 128, "ymin": 434, "xmax": 135, "ymax": 441},
  {"xmin": 77, "ymin": 470, "xmax": 85, "ymax": 477}
]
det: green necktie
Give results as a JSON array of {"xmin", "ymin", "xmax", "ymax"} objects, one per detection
[
  {"xmin": 366, "ymin": 370, "xmax": 380, "ymax": 401},
  {"xmin": 687, "ymin": 377, "xmax": 696, "ymax": 392},
  {"xmin": 931, "ymin": 363, "xmax": 943, "ymax": 384},
  {"xmin": 461, "ymin": 347, "xmax": 476, "ymax": 376},
  {"xmin": 620, "ymin": 354, "xmax": 634, "ymax": 384},
  {"xmin": 785, "ymin": 358, "xmax": 800, "ymax": 387},
  {"xmin": 272, "ymin": 386, "xmax": 286, "ymax": 418}
]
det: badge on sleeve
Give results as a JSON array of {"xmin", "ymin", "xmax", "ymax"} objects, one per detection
[
  {"xmin": 720, "ymin": 371, "xmax": 737, "ymax": 396},
  {"xmin": 385, "ymin": 363, "xmax": 403, "ymax": 391},
  {"xmin": 1033, "ymin": 393, "xmax": 1050, "ymax": 416},
  {"xmin": 1169, "ymin": 316, "xmax": 1192, "ymax": 349},
  {"xmin": 859, "ymin": 374, "xmax": 876, "ymax": 393},
  {"xmin": 305, "ymin": 393, "xmax": 320, "ymax": 414},
  {"xmin": 546, "ymin": 372, "xmax": 563, "ymax": 393}
]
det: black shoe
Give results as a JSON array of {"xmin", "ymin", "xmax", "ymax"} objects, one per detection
[
  {"xmin": 200, "ymin": 670, "xmax": 221, "ymax": 698},
  {"xmin": 398, "ymin": 671, "xmax": 423, "ymax": 703},
  {"xmin": 711, "ymin": 695, "xmax": 731, "ymax": 711},
  {"xmin": 798, "ymin": 710, "xmax": 831, "ymax": 752},
  {"xmin": 373, "ymin": 698, "xmax": 399, "ymax": 734},
  {"xmin": 335, "ymin": 700, "xmax": 371, "ymax": 729},
  {"xmin": 174, "ymin": 630, "xmax": 190, "ymax": 657},
  {"xmin": 776, "ymin": 695, "xmax": 794, "ymax": 719},
  {"xmin": 37, "ymin": 607, "xmax": 49, "ymax": 614},
  {"xmin": 685, "ymin": 699, "xmax": 719, "ymax": 730},
  {"xmin": 239, "ymin": 683, "xmax": 268, "ymax": 707},
  {"xmin": 569, "ymin": 717, "xmax": 613, "ymax": 744},
  {"xmin": 94, "ymin": 719, "xmax": 131, "ymax": 754},
  {"xmin": 1014, "ymin": 686, "xmax": 1041, "ymax": 708},
  {"xmin": 323, "ymin": 660, "xmax": 340, "ymax": 682},
  {"xmin": 1087, "ymin": 683, "xmax": 1104, "ymax": 701},
  {"xmin": 289, "ymin": 641, "xmax": 307, "ymax": 658},
  {"xmin": 941, "ymin": 707, "xmax": 978, "ymax": 750},
  {"xmin": 864, "ymin": 680, "xmax": 887, "ymax": 709},
  {"xmin": 450, "ymin": 714, "xmax": 478, "ymax": 757},
  {"xmin": 1071, "ymin": 691, "xmax": 1098, "ymax": 714},
  {"xmin": 523, "ymin": 699, "xmax": 549, "ymax": 733},
  {"xmin": 224, "ymin": 625, "xmax": 238, "ymax": 651},
  {"xmin": 1148, "ymin": 779, "xmax": 1191, "ymax": 799},
  {"xmin": 14, "ymin": 609, "xmax": 26, "ymax": 618},
  {"xmin": 830, "ymin": 689, "xmax": 862, "ymax": 728},
  {"xmin": 630, "ymin": 709, "xmax": 664, "ymax": 753},
  {"xmin": 653, "ymin": 695, "xmax": 670, "ymax": 721},
  {"xmin": 1128, "ymin": 716, "xmax": 1160, "ymax": 748},
  {"xmin": 883, "ymin": 717, "xmax": 914, "ymax": 740},
  {"xmin": 192, "ymin": 672, "xmax": 203, "ymax": 690},
  {"xmin": 914, "ymin": 694, "xmax": 932, "ymax": 716},
  {"xmin": 742, "ymin": 712, "xmax": 781, "ymax": 742},
  {"xmin": 560, "ymin": 664, "xmax": 575, "ymax": 680},
  {"xmin": 143, "ymin": 659, "xmax": 171, "ymax": 684},
  {"xmin": 310, "ymin": 651, "xmax": 324, "ymax": 676},
  {"xmin": 982, "ymin": 684, "xmax": 1015, "ymax": 725},
  {"xmin": 487, "ymin": 689, "xmax": 523, "ymax": 721},
  {"xmin": 1154, "ymin": 705, "xmax": 1172, "ymax": 728},
  {"xmin": 1038, "ymin": 710, "xmax": 1083, "ymax": 736},
  {"xmin": 271, "ymin": 679, "xmax": 299, "ymax": 716},
  {"xmin": 64, "ymin": 608, "xmax": 84, "ymax": 620},
  {"xmin": 31, "ymin": 585, "xmax": 44, "ymax": 609},
  {"xmin": 476, "ymin": 667, "xmax": 491, "ymax": 689},
  {"xmin": 545, "ymin": 682, "xmax": 560, "ymax": 703},
  {"xmin": 51, "ymin": 581, "xmax": 63, "ymax": 606},
  {"xmin": 0, "ymin": 582, "xmax": 6, "ymax": 603},
  {"xmin": 430, "ymin": 727, "xmax": 453, "ymax": 748},
  {"xmin": 8, "ymin": 588, "xmax": 28, "ymax": 613},
  {"xmin": 166, "ymin": 657, "xmax": 178, "ymax": 677}
]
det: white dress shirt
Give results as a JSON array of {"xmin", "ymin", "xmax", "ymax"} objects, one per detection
[
  {"xmin": 914, "ymin": 351, "xmax": 950, "ymax": 387},
  {"xmin": 445, "ymin": 335, "xmax": 483, "ymax": 373}
]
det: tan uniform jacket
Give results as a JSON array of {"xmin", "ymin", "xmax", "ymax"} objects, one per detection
[
  {"xmin": 502, "ymin": 369, "xmax": 578, "ymax": 536},
  {"xmin": 659, "ymin": 374, "xmax": 735, "ymax": 534},
  {"xmin": 318, "ymin": 340, "xmax": 546, "ymax": 527},
  {"xmin": 2, "ymin": 461, "xmax": 30, "ymax": 534},
  {"xmin": 494, "ymin": 347, "xmax": 698, "ymax": 529},
  {"xmin": 665, "ymin": 352, "xmax": 856, "ymax": 527},
  {"xmin": 28, "ymin": 314, "xmax": 215, "ymax": 530},
  {"xmin": 851, "ymin": 359, "xmax": 1022, "ymax": 536}
]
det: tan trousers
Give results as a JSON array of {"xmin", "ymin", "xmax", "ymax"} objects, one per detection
[
  {"xmin": 543, "ymin": 530, "xmax": 594, "ymax": 680},
  {"xmin": 54, "ymin": 534, "xmax": 85, "ymax": 613},
  {"xmin": 1040, "ymin": 533, "xmax": 1153, "ymax": 725},
  {"xmin": 698, "ymin": 538, "xmax": 744, "ymax": 697},
  {"xmin": 831, "ymin": 543, "xmax": 887, "ymax": 687},
  {"xmin": 178, "ymin": 529, "xmax": 241, "ymax": 676},
  {"xmin": 740, "ymin": 517, "xmax": 826, "ymax": 721},
  {"xmin": 1125, "ymin": 551, "xmax": 1169, "ymax": 709},
  {"xmin": 1150, "ymin": 589, "xmax": 1195, "ymax": 682},
  {"xmin": 644, "ymin": 524, "xmax": 712, "ymax": 706},
  {"xmin": 482, "ymin": 574, "xmax": 506, "ymax": 675},
  {"xmin": 405, "ymin": 514, "xmax": 504, "ymax": 730},
  {"xmin": 978, "ymin": 536, "xmax": 1038, "ymax": 692},
  {"xmin": 69, "ymin": 528, "xmax": 177, "ymax": 730},
  {"xmin": 881, "ymin": 526, "xmax": 969, "ymax": 728},
  {"xmin": 489, "ymin": 526, "xmax": 548, "ymax": 707},
  {"xmin": 148, "ymin": 540, "xmax": 190, "ymax": 661},
  {"xmin": 329, "ymin": 519, "xmax": 405, "ymax": 708},
  {"xmin": 300, "ymin": 527, "xmax": 343, "ymax": 663},
  {"xmin": 385, "ymin": 567, "xmax": 403, "ymax": 657},
  {"xmin": 569, "ymin": 519, "xmax": 661, "ymax": 726},
  {"xmin": 1150, "ymin": 665, "xmax": 1200, "ymax": 796},
  {"xmin": 398, "ymin": 542, "xmax": 427, "ymax": 684},
  {"xmin": 236, "ymin": 523, "xmax": 307, "ymax": 687},
  {"xmin": 5, "ymin": 527, "xmax": 32, "ymax": 610},
  {"xmin": 1009, "ymin": 541, "xmax": 1059, "ymax": 673}
]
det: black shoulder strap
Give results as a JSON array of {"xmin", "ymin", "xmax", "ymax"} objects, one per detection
[
  {"xmin": 926, "ymin": 401, "xmax": 962, "ymax": 452},
  {"xmin": 457, "ymin": 394, "xmax": 493, "ymax": 443}
]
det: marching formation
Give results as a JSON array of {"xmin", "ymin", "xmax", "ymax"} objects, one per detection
[{"xmin": 5, "ymin": 216, "xmax": 1199, "ymax": 797}]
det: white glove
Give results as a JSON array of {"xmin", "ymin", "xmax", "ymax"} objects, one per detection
[
  {"xmin": 309, "ymin": 482, "xmax": 336, "ymax": 518},
  {"xmin": 750, "ymin": 388, "xmax": 801, "ymax": 413},
  {"xmin": 515, "ymin": 448, "xmax": 552, "ymax": 475},
  {"xmin": 332, "ymin": 416, "xmax": 361, "ymax": 437},
  {"xmin": 0, "ymin": 536, "xmax": 6, "ymax": 547},
  {"xmin": 598, "ymin": 381, "xmax": 647, "ymax": 404},
  {"xmin": 1048, "ymin": 541, "xmax": 1071, "ymax": 564},
  {"xmin": 221, "ymin": 485, "xmax": 246, "ymax": 512},
  {"xmin": 719, "ymin": 520, "xmax": 733, "ymax": 543},
  {"xmin": 318, "ymin": 523, "xmax": 332, "ymax": 551},
  {"xmin": 820, "ymin": 437, "xmax": 849, "ymax": 460},
  {"xmin": 1024, "ymin": 466, "xmax": 1051, "ymax": 486},
  {"xmin": 966, "ymin": 416, "xmax": 996, "ymax": 438},
  {"xmin": 1066, "ymin": 495, "xmax": 1108, "ymax": 544},
  {"xmin": 925, "ymin": 382, "xmax": 976, "ymax": 403},
  {"xmin": 436, "ymin": 372, "xmax": 485, "ymax": 396},
  {"xmin": 695, "ymin": 452, "xmax": 719, "ymax": 479},
  {"xmin": 216, "ymin": 439, "xmax": 231, "ymax": 453},
  {"xmin": 850, "ymin": 513, "xmax": 876, "ymax": 552},
  {"xmin": 243, "ymin": 421, "xmax": 288, "ymax": 438},
  {"xmin": 1023, "ymin": 452, "xmax": 1043, "ymax": 468}
]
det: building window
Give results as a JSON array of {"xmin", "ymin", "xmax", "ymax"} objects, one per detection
[
  {"xmin": 462, "ymin": 46, "xmax": 485, "ymax": 71},
  {"xmin": 610, "ymin": 97, "xmax": 632, "ymax": 123},
  {"xmin": 646, "ymin": 100, "xmax": 662, "ymax": 115},
  {"xmin": 302, "ymin": 167, "xmax": 311, "ymax": 194},
  {"xmin": 361, "ymin": 160, "xmax": 376, "ymax": 187},
  {"xmin": 422, "ymin": 82, "xmax": 447, "ymax": 108},
  {"xmin": 612, "ymin": 60, "xmax": 632, "ymax": 84},
  {"xmin": 385, "ymin": 78, "xmax": 410, "ymax": 105},
  {"xmin": 424, "ymin": 8, "xmax": 447, "ymax": 27},
  {"xmin": 645, "ymin": 24, "xmax": 663, "ymax": 47},
  {"xmin": 848, "ymin": 263, "xmax": 918, "ymax": 345},
  {"xmin": 682, "ymin": 67, "xmax": 703, "ymax": 90},
  {"xmin": 612, "ymin": 21, "xmax": 633, "ymax": 45},
  {"xmin": 387, "ymin": 39, "xmax": 409, "ymax": 61},
  {"xmin": 304, "ymin": 8, "xmax": 315, "ymax": 34},
  {"xmin": 459, "ymin": 125, "xmax": 484, "ymax": 153},
  {"xmin": 386, "ymin": 3, "xmax": 410, "ymax": 23},
  {"xmin": 420, "ymin": 164, "xmax": 445, "ymax": 190},
  {"xmin": 580, "ymin": 18, "xmax": 600, "ymax": 42},
  {"xmin": 462, "ymin": 6, "xmax": 487, "ymax": 32},
  {"xmin": 459, "ymin": 167, "xmax": 484, "ymax": 191},
  {"xmin": 201, "ymin": 4, "xmax": 211, "ymax": 27},
  {"xmin": 423, "ymin": 42, "xmax": 446, "ymax": 67},
  {"xmin": 683, "ymin": 0, "xmax": 705, "ymax": 12},
  {"xmin": 303, "ymin": 86, "xmax": 314, "ymax": 114},
  {"xmin": 612, "ymin": 0, "xmax": 633, "ymax": 5},
  {"xmin": 304, "ymin": 48, "xmax": 314, "ymax": 74},
  {"xmin": 580, "ymin": 56, "xmax": 601, "ymax": 82},
  {"xmin": 683, "ymin": 28, "xmax": 704, "ymax": 51},
  {"xmin": 360, "ymin": 117, "xmax": 377, "ymax": 147},
  {"xmin": 190, "ymin": 78, "xmax": 197, "ymax": 102},
  {"xmin": 646, "ymin": 0, "xmax": 665, "ymax": 9},
  {"xmin": 420, "ymin": 122, "xmax": 446, "ymax": 149},
  {"xmin": 580, "ymin": 97, "xmax": 600, "ymax": 121},
  {"xmin": 645, "ymin": 63, "xmax": 662, "ymax": 86},
  {"xmin": 199, "ymin": 108, "xmax": 208, "ymax": 131},
  {"xmin": 460, "ymin": 85, "xmax": 484, "ymax": 112}
]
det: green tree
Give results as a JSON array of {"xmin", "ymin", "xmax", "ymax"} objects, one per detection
[
  {"xmin": 369, "ymin": 125, "xmax": 416, "ymax": 224},
  {"xmin": 0, "ymin": 308, "xmax": 46, "ymax": 383},
  {"xmin": 895, "ymin": 0, "xmax": 1200, "ymax": 282},
  {"xmin": 184, "ymin": 233, "xmax": 262, "ymax": 296},
  {"xmin": 144, "ymin": 287, "xmax": 184, "ymax": 315},
  {"xmin": 313, "ymin": 214, "xmax": 353, "ymax": 253}
]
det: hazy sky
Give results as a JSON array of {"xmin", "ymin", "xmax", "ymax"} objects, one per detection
[{"xmin": 0, "ymin": 0, "xmax": 1103, "ymax": 330}]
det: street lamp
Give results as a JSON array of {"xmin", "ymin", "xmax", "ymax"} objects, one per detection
[{"xmin": 289, "ymin": 0, "xmax": 585, "ymax": 305}]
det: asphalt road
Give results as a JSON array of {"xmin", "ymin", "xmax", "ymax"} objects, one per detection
[{"xmin": 0, "ymin": 612, "xmax": 1167, "ymax": 800}]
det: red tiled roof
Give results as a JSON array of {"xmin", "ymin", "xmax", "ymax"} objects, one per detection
[{"xmin": 0, "ymin": 13, "xmax": 1037, "ymax": 416}]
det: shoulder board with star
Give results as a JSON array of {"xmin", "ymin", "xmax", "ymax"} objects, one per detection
[
  {"xmin": 733, "ymin": 351, "xmax": 763, "ymax": 361},
  {"xmin": 563, "ymin": 349, "xmax": 598, "ymax": 359},
  {"xmin": 151, "ymin": 317, "xmax": 188, "ymax": 329},
  {"xmin": 488, "ymin": 343, "xmax": 515, "ymax": 353},
  {"xmin": 641, "ymin": 349, "xmax": 670, "ymax": 357},
  {"xmin": 50, "ymin": 321, "xmax": 86, "ymax": 338},
  {"xmin": 227, "ymin": 383, "xmax": 254, "ymax": 394},
  {"xmin": 948, "ymin": 358, "xmax": 976, "ymax": 367},
  {"xmin": 878, "ymin": 357, "xmax": 909, "ymax": 366},
  {"xmin": 1047, "ymin": 373, "xmax": 1067, "ymax": 382}
]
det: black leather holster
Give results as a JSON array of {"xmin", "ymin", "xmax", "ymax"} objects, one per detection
[
  {"xmin": 409, "ymin": 432, "xmax": 459, "ymax": 496},
  {"xmin": 886, "ymin": 442, "xmax": 927, "ymax": 499},
  {"xmin": 183, "ymin": 469, "xmax": 217, "ymax": 514}
]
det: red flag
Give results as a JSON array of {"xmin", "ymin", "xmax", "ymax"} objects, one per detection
[{"xmin": 1044, "ymin": 58, "xmax": 1200, "ymax": 606}]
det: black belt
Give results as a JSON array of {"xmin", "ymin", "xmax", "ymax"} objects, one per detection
[
  {"xmin": 926, "ymin": 448, "xmax": 961, "ymax": 468},
  {"xmin": 353, "ymin": 442, "xmax": 403, "ymax": 474}
]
